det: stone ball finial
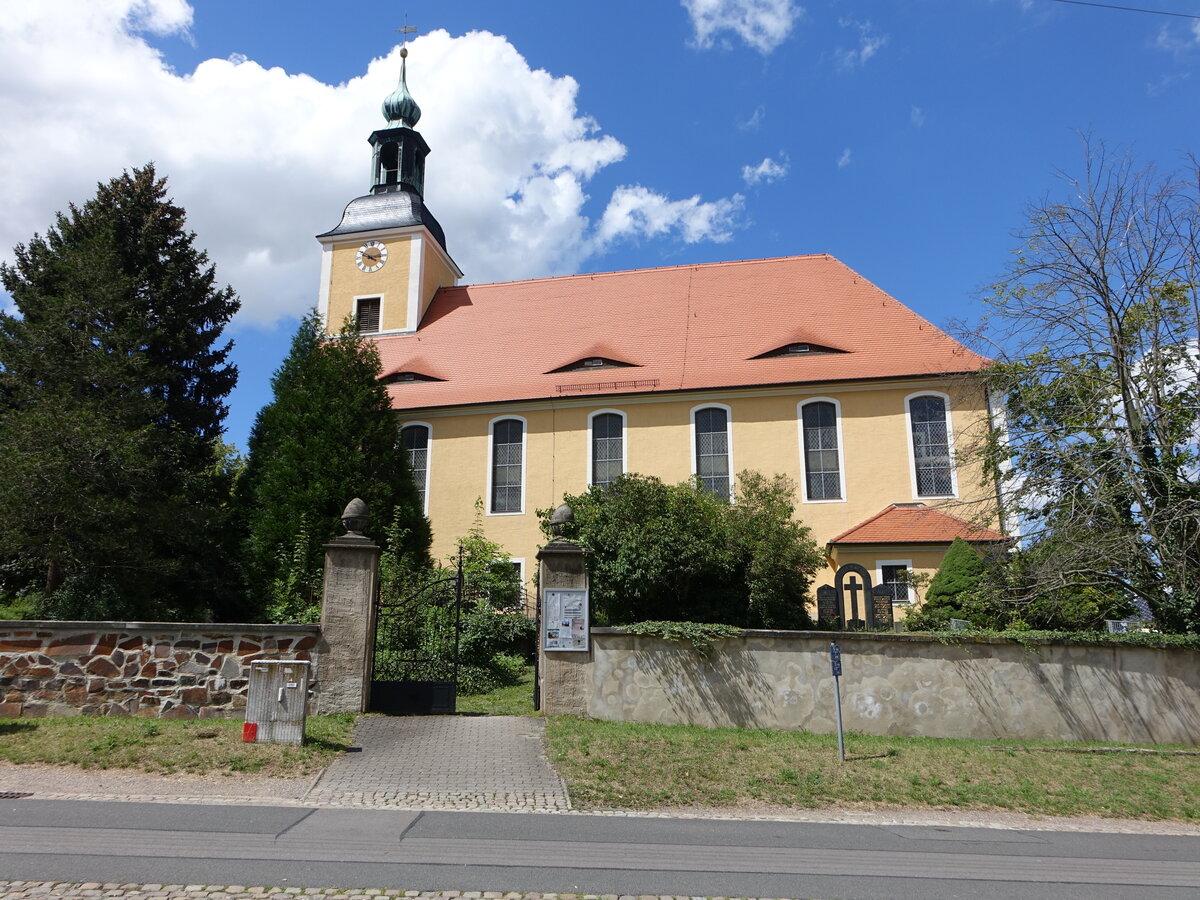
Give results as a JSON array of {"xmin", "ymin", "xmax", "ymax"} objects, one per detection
[
  {"xmin": 341, "ymin": 498, "xmax": 369, "ymax": 536},
  {"xmin": 549, "ymin": 503, "xmax": 574, "ymax": 537}
]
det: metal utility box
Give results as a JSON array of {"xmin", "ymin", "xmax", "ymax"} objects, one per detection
[{"xmin": 245, "ymin": 659, "xmax": 311, "ymax": 745}]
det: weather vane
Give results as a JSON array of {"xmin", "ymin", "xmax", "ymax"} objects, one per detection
[{"xmin": 398, "ymin": 13, "xmax": 417, "ymax": 50}]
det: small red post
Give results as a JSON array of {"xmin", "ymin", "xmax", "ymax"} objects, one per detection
[{"xmin": 242, "ymin": 722, "xmax": 257, "ymax": 743}]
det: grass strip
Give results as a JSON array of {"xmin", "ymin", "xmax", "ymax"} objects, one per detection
[
  {"xmin": 545, "ymin": 716, "xmax": 1200, "ymax": 821},
  {"xmin": 0, "ymin": 714, "xmax": 355, "ymax": 777}
]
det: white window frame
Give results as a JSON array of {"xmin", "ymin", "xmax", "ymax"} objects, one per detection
[
  {"xmin": 797, "ymin": 398, "xmax": 847, "ymax": 504},
  {"xmin": 509, "ymin": 558, "xmax": 526, "ymax": 584},
  {"xmin": 353, "ymin": 293, "xmax": 385, "ymax": 334},
  {"xmin": 486, "ymin": 414, "xmax": 527, "ymax": 516},
  {"xmin": 587, "ymin": 409, "xmax": 628, "ymax": 489},
  {"xmin": 690, "ymin": 402, "xmax": 734, "ymax": 500},
  {"xmin": 399, "ymin": 421, "xmax": 432, "ymax": 516},
  {"xmin": 904, "ymin": 390, "xmax": 959, "ymax": 499},
  {"xmin": 876, "ymin": 559, "xmax": 915, "ymax": 605}
]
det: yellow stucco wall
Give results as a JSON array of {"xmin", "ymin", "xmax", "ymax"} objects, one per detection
[
  {"xmin": 399, "ymin": 377, "xmax": 999, "ymax": 608},
  {"xmin": 327, "ymin": 236, "xmax": 414, "ymax": 332},
  {"xmin": 421, "ymin": 239, "xmax": 459, "ymax": 322}
]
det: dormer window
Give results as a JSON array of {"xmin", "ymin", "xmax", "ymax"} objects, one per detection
[
  {"xmin": 381, "ymin": 370, "xmax": 444, "ymax": 385},
  {"xmin": 751, "ymin": 341, "xmax": 845, "ymax": 360},
  {"xmin": 547, "ymin": 356, "xmax": 638, "ymax": 374}
]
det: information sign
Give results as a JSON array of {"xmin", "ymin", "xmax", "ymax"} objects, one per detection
[{"xmin": 542, "ymin": 588, "xmax": 590, "ymax": 651}]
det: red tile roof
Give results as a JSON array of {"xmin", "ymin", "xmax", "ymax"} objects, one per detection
[
  {"xmin": 829, "ymin": 504, "xmax": 1009, "ymax": 545},
  {"xmin": 377, "ymin": 254, "xmax": 990, "ymax": 410}
]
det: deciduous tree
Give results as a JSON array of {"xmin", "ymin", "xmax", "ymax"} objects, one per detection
[
  {"xmin": 978, "ymin": 139, "xmax": 1200, "ymax": 632},
  {"xmin": 544, "ymin": 472, "xmax": 822, "ymax": 629}
]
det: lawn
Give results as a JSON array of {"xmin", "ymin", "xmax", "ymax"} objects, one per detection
[
  {"xmin": 456, "ymin": 665, "xmax": 537, "ymax": 716},
  {"xmin": 544, "ymin": 716, "xmax": 1200, "ymax": 821},
  {"xmin": 0, "ymin": 713, "xmax": 355, "ymax": 777}
]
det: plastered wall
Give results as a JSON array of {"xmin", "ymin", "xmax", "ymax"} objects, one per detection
[{"xmin": 541, "ymin": 629, "xmax": 1200, "ymax": 745}]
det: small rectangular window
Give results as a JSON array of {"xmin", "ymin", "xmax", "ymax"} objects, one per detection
[
  {"xmin": 881, "ymin": 564, "xmax": 911, "ymax": 604},
  {"xmin": 356, "ymin": 297, "xmax": 381, "ymax": 334}
]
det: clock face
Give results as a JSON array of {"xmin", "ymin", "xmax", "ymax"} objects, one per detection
[{"xmin": 355, "ymin": 240, "xmax": 388, "ymax": 273}]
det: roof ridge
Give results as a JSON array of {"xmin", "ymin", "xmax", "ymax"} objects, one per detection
[{"xmin": 454, "ymin": 253, "xmax": 836, "ymax": 291}]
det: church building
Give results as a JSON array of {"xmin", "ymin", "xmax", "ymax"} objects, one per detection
[{"xmin": 316, "ymin": 47, "xmax": 1008, "ymax": 615}]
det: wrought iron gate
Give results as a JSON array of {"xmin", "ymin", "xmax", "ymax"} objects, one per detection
[{"xmin": 369, "ymin": 555, "xmax": 465, "ymax": 714}]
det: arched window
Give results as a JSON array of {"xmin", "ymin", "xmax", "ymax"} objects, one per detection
[
  {"xmin": 589, "ymin": 411, "xmax": 625, "ymax": 488},
  {"xmin": 693, "ymin": 405, "xmax": 732, "ymax": 500},
  {"xmin": 800, "ymin": 401, "xmax": 841, "ymax": 501},
  {"xmin": 490, "ymin": 418, "xmax": 525, "ymax": 514},
  {"xmin": 909, "ymin": 394, "xmax": 954, "ymax": 496},
  {"xmin": 400, "ymin": 423, "xmax": 430, "ymax": 513}
]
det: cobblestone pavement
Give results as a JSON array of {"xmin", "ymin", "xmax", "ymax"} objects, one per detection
[
  {"xmin": 0, "ymin": 886, "xmax": 806, "ymax": 900},
  {"xmin": 304, "ymin": 716, "xmax": 571, "ymax": 811}
]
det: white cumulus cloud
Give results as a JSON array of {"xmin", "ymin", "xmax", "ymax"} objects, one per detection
[
  {"xmin": 836, "ymin": 18, "xmax": 888, "ymax": 71},
  {"xmin": 0, "ymin": 2, "xmax": 743, "ymax": 325},
  {"xmin": 837, "ymin": 148, "xmax": 852, "ymax": 168},
  {"xmin": 682, "ymin": 0, "xmax": 802, "ymax": 54},
  {"xmin": 594, "ymin": 187, "xmax": 744, "ymax": 248},
  {"xmin": 741, "ymin": 156, "xmax": 789, "ymax": 185}
]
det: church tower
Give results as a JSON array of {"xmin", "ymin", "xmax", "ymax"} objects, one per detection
[{"xmin": 316, "ymin": 44, "xmax": 461, "ymax": 335}]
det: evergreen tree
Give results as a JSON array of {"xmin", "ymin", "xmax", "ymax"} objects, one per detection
[
  {"xmin": 906, "ymin": 537, "xmax": 985, "ymax": 629},
  {"xmin": 0, "ymin": 165, "xmax": 239, "ymax": 619},
  {"xmin": 238, "ymin": 310, "xmax": 431, "ymax": 621},
  {"xmin": 925, "ymin": 538, "xmax": 986, "ymax": 608}
]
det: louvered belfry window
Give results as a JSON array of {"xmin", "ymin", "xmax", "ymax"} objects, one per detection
[
  {"xmin": 356, "ymin": 297, "xmax": 381, "ymax": 334},
  {"xmin": 491, "ymin": 419, "xmax": 524, "ymax": 513},
  {"xmin": 910, "ymin": 395, "xmax": 953, "ymax": 496},
  {"xmin": 801, "ymin": 401, "xmax": 841, "ymax": 500},
  {"xmin": 695, "ymin": 407, "xmax": 731, "ymax": 500},
  {"xmin": 400, "ymin": 424, "xmax": 430, "ymax": 510},
  {"xmin": 591, "ymin": 413, "xmax": 623, "ymax": 487}
]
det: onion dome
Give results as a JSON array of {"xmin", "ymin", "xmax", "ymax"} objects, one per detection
[{"xmin": 382, "ymin": 47, "xmax": 421, "ymax": 128}]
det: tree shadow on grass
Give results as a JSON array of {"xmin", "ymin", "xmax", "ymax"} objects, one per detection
[{"xmin": 0, "ymin": 721, "xmax": 37, "ymax": 735}]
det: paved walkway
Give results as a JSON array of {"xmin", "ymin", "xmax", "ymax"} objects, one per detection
[{"xmin": 305, "ymin": 716, "xmax": 571, "ymax": 811}]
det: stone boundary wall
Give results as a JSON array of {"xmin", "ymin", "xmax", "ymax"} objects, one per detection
[
  {"xmin": 0, "ymin": 621, "xmax": 321, "ymax": 719},
  {"xmin": 542, "ymin": 628, "xmax": 1200, "ymax": 745}
]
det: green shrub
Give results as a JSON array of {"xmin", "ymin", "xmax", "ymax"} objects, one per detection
[{"xmin": 542, "ymin": 472, "xmax": 822, "ymax": 629}]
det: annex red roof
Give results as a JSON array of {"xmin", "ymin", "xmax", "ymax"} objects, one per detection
[
  {"xmin": 377, "ymin": 254, "xmax": 989, "ymax": 410},
  {"xmin": 830, "ymin": 504, "xmax": 1009, "ymax": 545}
]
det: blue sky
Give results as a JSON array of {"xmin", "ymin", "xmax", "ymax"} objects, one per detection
[{"xmin": 1, "ymin": 1, "xmax": 1197, "ymax": 452}]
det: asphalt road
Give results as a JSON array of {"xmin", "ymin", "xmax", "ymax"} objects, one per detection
[{"xmin": 2, "ymin": 799, "xmax": 1198, "ymax": 900}]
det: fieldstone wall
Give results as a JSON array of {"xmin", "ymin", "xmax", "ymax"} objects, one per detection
[
  {"xmin": 0, "ymin": 621, "xmax": 321, "ymax": 719},
  {"xmin": 542, "ymin": 628, "xmax": 1200, "ymax": 745}
]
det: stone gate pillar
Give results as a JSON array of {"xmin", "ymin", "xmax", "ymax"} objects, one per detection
[
  {"xmin": 537, "ymin": 503, "xmax": 590, "ymax": 717},
  {"xmin": 315, "ymin": 498, "xmax": 380, "ymax": 714}
]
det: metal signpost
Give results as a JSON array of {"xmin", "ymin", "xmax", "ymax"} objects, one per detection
[{"xmin": 830, "ymin": 641, "xmax": 845, "ymax": 762}]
